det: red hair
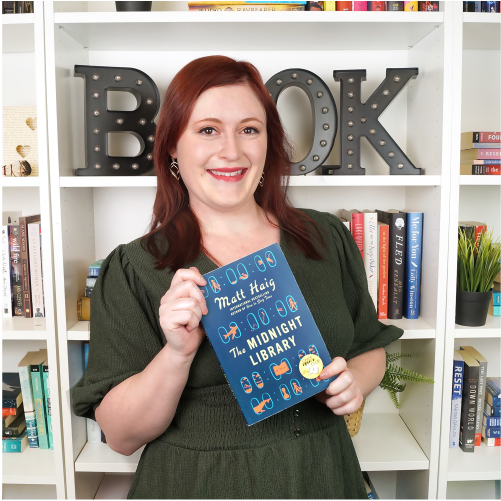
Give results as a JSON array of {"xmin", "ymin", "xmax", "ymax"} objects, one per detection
[{"xmin": 141, "ymin": 55, "xmax": 327, "ymax": 272}]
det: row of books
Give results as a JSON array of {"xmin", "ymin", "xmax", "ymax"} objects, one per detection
[
  {"xmin": 2, "ymin": 212, "xmax": 45, "ymax": 318},
  {"xmin": 463, "ymin": 1, "xmax": 501, "ymax": 12},
  {"xmin": 450, "ymin": 346, "xmax": 500, "ymax": 450},
  {"xmin": 460, "ymin": 131, "xmax": 500, "ymax": 176},
  {"xmin": 339, "ymin": 208, "xmax": 422, "ymax": 320},
  {"xmin": 3, "ymin": 350, "xmax": 53, "ymax": 453},
  {"xmin": 187, "ymin": 1, "xmax": 439, "ymax": 10},
  {"xmin": 76, "ymin": 259, "xmax": 103, "ymax": 322}
]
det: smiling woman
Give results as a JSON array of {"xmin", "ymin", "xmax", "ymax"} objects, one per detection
[{"xmin": 71, "ymin": 55, "xmax": 403, "ymax": 500}]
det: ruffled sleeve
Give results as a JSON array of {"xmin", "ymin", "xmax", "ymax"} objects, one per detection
[
  {"xmin": 324, "ymin": 212, "xmax": 404, "ymax": 361},
  {"xmin": 71, "ymin": 244, "xmax": 163, "ymax": 421}
]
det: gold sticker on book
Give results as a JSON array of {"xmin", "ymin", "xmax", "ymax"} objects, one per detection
[{"xmin": 299, "ymin": 354, "xmax": 323, "ymax": 379}]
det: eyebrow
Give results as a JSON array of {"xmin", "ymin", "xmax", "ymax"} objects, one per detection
[{"xmin": 194, "ymin": 117, "xmax": 264, "ymax": 125}]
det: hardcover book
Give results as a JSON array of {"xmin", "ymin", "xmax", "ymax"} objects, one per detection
[
  {"xmin": 2, "ymin": 373, "xmax": 23, "ymax": 409},
  {"xmin": 450, "ymin": 350, "xmax": 464, "ymax": 449},
  {"xmin": 459, "ymin": 349, "xmax": 480, "ymax": 452},
  {"xmin": 2, "ymin": 429, "xmax": 28, "ymax": 453},
  {"xmin": 199, "ymin": 243, "xmax": 334, "ymax": 426}
]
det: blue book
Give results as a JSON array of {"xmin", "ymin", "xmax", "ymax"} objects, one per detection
[
  {"xmin": 450, "ymin": 350, "xmax": 464, "ymax": 448},
  {"xmin": 485, "ymin": 401, "xmax": 501, "ymax": 417},
  {"xmin": 486, "ymin": 378, "xmax": 501, "ymax": 407},
  {"xmin": 483, "ymin": 412, "xmax": 501, "ymax": 427},
  {"xmin": 199, "ymin": 243, "xmax": 335, "ymax": 426},
  {"xmin": 493, "ymin": 291, "xmax": 500, "ymax": 306},
  {"xmin": 483, "ymin": 426, "xmax": 501, "ymax": 437},
  {"xmin": 401, "ymin": 210, "xmax": 423, "ymax": 320}
]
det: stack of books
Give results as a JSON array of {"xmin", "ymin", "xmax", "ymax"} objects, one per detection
[
  {"xmin": 2, "ymin": 349, "xmax": 53, "ymax": 453},
  {"xmin": 188, "ymin": 1, "xmax": 306, "ymax": 11},
  {"xmin": 463, "ymin": 1, "xmax": 500, "ymax": 12},
  {"xmin": 307, "ymin": 1, "xmax": 438, "ymax": 10},
  {"xmin": 450, "ymin": 346, "xmax": 500, "ymax": 451},
  {"xmin": 2, "ymin": 213, "xmax": 45, "ymax": 319},
  {"xmin": 489, "ymin": 273, "xmax": 500, "ymax": 317},
  {"xmin": 339, "ymin": 208, "xmax": 423, "ymax": 320},
  {"xmin": 460, "ymin": 131, "xmax": 500, "ymax": 176}
]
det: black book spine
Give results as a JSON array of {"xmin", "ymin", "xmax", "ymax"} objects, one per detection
[
  {"xmin": 459, "ymin": 362, "xmax": 479, "ymax": 452},
  {"xmin": 376, "ymin": 211, "xmax": 405, "ymax": 319},
  {"xmin": 387, "ymin": 1, "xmax": 403, "ymax": 9}
]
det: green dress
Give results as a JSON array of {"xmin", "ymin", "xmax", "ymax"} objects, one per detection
[{"xmin": 72, "ymin": 208, "xmax": 404, "ymax": 499}]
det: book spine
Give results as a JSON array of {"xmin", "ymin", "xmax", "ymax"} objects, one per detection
[
  {"xmin": 483, "ymin": 427, "xmax": 501, "ymax": 437},
  {"xmin": 463, "ymin": 0, "xmax": 476, "ymax": 11},
  {"xmin": 474, "ymin": 358, "xmax": 488, "ymax": 446},
  {"xmin": 459, "ymin": 362, "xmax": 479, "ymax": 452},
  {"xmin": 354, "ymin": 1, "xmax": 368, "ymax": 9},
  {"xmin": 493, "ymin": 291, "xmax": 500, "ymax": 306},
  {"xmin": 31, "ymin": 365, "xmax": 49, "ymax": 449},
  {"xmin": 388, "ymin": 213, "xmax": 405, "ymax": 319},
  {"xmin": 472, "ymin": 165, "xmax": 501, "ymax": 175},
  {"xmin": 28, "ymin": 223, "xmax": 44, "ymax": 318},
  {"xmin": 369, "ymin": 1, "xmax": 386, "ymax": 9},
  {"xmin": 351, "ymin": 213, "xmax": 364, "ymax": 259},
  {"xmin": 486, "ymin": 383, "xmax": 501, "ymax": 407},
  {"xmin": 483, "ymin": 437, "xmax": 501, "ymax": 446},
  {"xmin": 386, "ymin": 0, "xmax": 403, "ymax": 8},
  {"xmin": 336, "ymin": 0, "xmax": 352, "ymax": 8},
  {"xmin": 2, "ymin": 226, "xmax": 12, "ymax": 317},
  {"xmin": 19, "ymin": 217, "xmax": 33, "ymax": 318},
  {"xmin": 18, "ymin": 364, "xmax": 38, "ymax": 448},
  {"xmin": 8, "ymin": 226, "xmax": 23, "ymax": 316},
  {"xmin": 189, "ymin": 3, "xmax": 306, "ymax": 9},
  {"xmin": 42, "ymin": 367, "xmax": 53, "ymax": 450},
  {"xmin": 2, "ymin": 408, "xmax": 18, "ymax": 416},
  {"xmin": 484, "ymin": 414, "xmax": 501, "ymax": 427},
  {"xmin": 363, "ymin": 212, "xmax": 378, "ymax": 310},
  {"xmin": 471, "ymin": 143, "xmax": 501, "ymax": 148},
  {"xmin": 472, "ymin": 159, "xmax": 501, "ymax": 165},
  {"xmin": 486, "ymin": 377, "xmax": 501, "ymax": 394},
  {"xmin": 419, "ymin": 1, "xmax": 439, "ymax": 10},
  {"xmin": 86, "ymin": 418, "xmax": 103, "ymax": 443},
  {"xmin": 404, "ymin": 0, "xmax": 418, "ymax": 9},
  {"xmin": 476, "ymin": 149, "xmax": 501, "ymax": 159},
  {"xmin": 450, "ymin": 359, "xmax": 464, "ymax": 448},
  {"xmin": 485, "ymin": 401, "xmax": 501, "ymax": 417},
  {"xmin": 324, "ymin": 1, "xmax": 336, "ymax": 9},
  {"xmin": 377, "ymin": 224, "xmax": 388, "ymax": 319},
  {"xmin": 403, "ymin": 212, "xmax": 422, "ymax": 319},
  {"xmin": 2, "ymin": 434, "xmax": 26, "ymax": 452},
  {"xmin": 471, "ymin": 132, "xmax": 501, "ymax": 143},
  {"xmin": 2, "ymin": 399, "xmax": 18, "ymax": 408}
]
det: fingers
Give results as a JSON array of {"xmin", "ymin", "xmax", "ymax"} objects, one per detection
[
  {"xmin": 159, "ymin": 307, "xmax": 201, "ymax": 334},
  {"xmin": 319, "ymin": 357, "xmax": 346, "ymax": 380},
  {"xmin": 169, "ymin": 267, "xmax": 207, "ymax": 291},
  {"xmin": 325, "ymin": 392, "xmax": 364, "ymax": 416},
  {"xmin": 162, "ymin": 275, "xmax": 208, "ymax": 315}
]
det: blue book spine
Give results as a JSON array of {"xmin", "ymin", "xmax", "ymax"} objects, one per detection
[
  {"xmin": 486, "ymin": 380, "xmax": 501, "ymax": 406},
  {"xmin": 485, "ymin": 402, "xmax": 501, "ymax": 417},
  {"xmin": 450, "ymin": 353, "xmax": 464, "ymax": 448},
  {"xmin": 484, "ymin": 413, "xmax": 501, "ymax": 427},
  {"xmin": 471, "ymin": 143, "xmax": 501, "ymax": 148},
  {"xmin": 84, "ymin": 343, "xmax": 90, "ymax": 371},
  {"xmin": 200, "ymin": 243, "xmax": 335, "ymax": 426},
  {"xmin": 493, "ymin": 292, "xmax": 500, "ymax": 306},
  {"xmin": 484, "ymin": 427, "xmax": 501, "ymax": 437},
  {"xmin": 2, "ymin": 430, "xmax": 27, "ymax": 452},
  {"xmin": 403, "ymin": 212, "xmax": 423, "ymax": 319}
]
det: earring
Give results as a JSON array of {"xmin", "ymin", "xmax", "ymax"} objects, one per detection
[
  {"xmin": 170, "ymin": 157, "xmax": 180, "ymax": 181},
  {"xmin": 259, "ymin": 173, "xmax": 264, "ymax": 187}
]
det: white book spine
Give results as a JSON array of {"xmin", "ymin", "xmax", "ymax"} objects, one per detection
[
  {"xmin": 28, "ymin": 223, "xmax": 44, "ymax": 317},
  {"xmin": 87, "ymin": 418, "xmax": 103, "ymax": 444},
  {"xmin": 2, "ymin": 225, "xmax": 13, "ymax": 317},
  {"xmin": 363, "ymin": 212, "xmax": 378, "ymax": 309}
]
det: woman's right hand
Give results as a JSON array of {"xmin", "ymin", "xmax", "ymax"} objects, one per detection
[{"xmin": 159, "ymin": 266, "xmax": 209, "ymax": 360}]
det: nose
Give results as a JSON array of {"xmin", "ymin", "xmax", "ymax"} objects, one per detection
[{"xmin": 218, "ymin": 131, "xmax": 241, "ymax": 162}]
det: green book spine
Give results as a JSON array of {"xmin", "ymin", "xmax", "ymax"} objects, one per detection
[
  {"xmin": 30, "ymin": 364, "xmax": 49, "ymax": 449},
  {"xmin": 42, "ymin": 366, "xmax": 53, "ymax": 450}
]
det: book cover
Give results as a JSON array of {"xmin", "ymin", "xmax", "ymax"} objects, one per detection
[
  {"xmin": 450, "ymin": 350, "xmax": 464, "ymax": 448},
  {"xmin": 19, "ymin": 215, "xmax": 41, "ymax": 318},
  {"xmin": 2, "ymin": 429, "xmax": 28, "ymax": 452},
  {"xmin": 362, "ymin": 210, "xmax": 378, "ymax": 309},
  {"xmin": 199, "ymin": 243, "xmax": 334, "ymax": 426},
  {"xmin": 2, "ymin": 373, "xmax": 23, "ymax": 408},
  {"xmin": 18, "ymin": 351, "xmax": 39, "ymax": 448},
  {"xmin": 30, "ymin": 350, "xmax": 49, "ymax": 449},
  {"xmin": 2, "ymin": 226, "xmax": 12, "ymax": 317},
  {"xmin": 376, "ymin": 210, "xmax": 406, "ymax": 319},
  {"xmin": 28, "ymin": 223, "xmax": 44, "ymax": 318},
  {"xmin": 387, "ymin": 1, "xmax": 403, "ymax": 9},
  {"xmin": 401, "ymin": 210, "xmax": 423, "ymax": 319},
  {"xmin": 8, "ymin": 225, "xmax": 23, "ymax": 316},
  {"xmin": 377, "ymin": 221, "xmax": 389, "ymax": 320},
  {"xmin": 459, "ymin": 349, "xmax": 480, "ymax": 452},
  {"xmin": 461, "ymin": 149, "xmax": 501, "ymax": 162},
  {"xmin": 460, "ymin": 346, "xmax": 487, "ymax": 446},
  {"xmin": 42, "ymin": 360, "xmax": 53, "ymax": 450}
]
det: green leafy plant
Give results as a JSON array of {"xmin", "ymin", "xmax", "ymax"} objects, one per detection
[
  {"xmin": 457, "ymin": 227, "xmax": 501, "ymax": 293},
  {"xmin": 379, "ymin": 352, "xmax": 434, "ymax": 409}
]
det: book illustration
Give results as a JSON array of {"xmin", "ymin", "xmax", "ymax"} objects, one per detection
[
  {"xmin": 200, "ymin": 242, "xmax": 334, "ymax": 426},
  {"xmin": 299, "ymin": 353, "xmax": 323, "ymax": 379}
]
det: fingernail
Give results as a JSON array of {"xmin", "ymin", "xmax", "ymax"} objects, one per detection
[
  {"xmin": 202, "ymin": 278, "xmax": 207, "ymax": 285},
  {"xmin": 320, "ymin": 372, "xmax": 328, "ymax": 379}
]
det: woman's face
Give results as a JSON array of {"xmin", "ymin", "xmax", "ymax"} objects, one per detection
[{"xmin": 170, "ymin": 83, "xmax": 267, "ymax": 213}]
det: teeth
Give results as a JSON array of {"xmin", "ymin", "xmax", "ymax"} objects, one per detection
[{"xmin": 209, "ymin": 169, "xmax": 244, "ymax": 177}]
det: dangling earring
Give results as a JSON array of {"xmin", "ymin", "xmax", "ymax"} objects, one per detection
[
  {"xmin": 170, "ymin": 157, "xmax": 180, "ymax": 181},
  {"xmin": 259, "ymin": 173, "xmax": 264, "ymax": 187}
]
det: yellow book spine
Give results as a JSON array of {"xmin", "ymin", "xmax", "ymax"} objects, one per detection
[
  {"xmin": 324, "ymin": 1, "xmax": 336, "ymax": 10},
  {"xmin": 404, "ymin": 1, "xmax": 418, "ymax": 11}
]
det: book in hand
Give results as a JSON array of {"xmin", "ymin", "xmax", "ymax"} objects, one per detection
[{"xmin": 199, "ymin": 243, "xmax": 335, "ymax": 426}]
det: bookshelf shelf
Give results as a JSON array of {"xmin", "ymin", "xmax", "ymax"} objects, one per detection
[
  {"xmin": 54, "ymin": 11, "xmax": 443, "ymax": 51},
  {"xmin": 459, "ymin": 175, "xmax": 501, "ymax": 186},
  {"xmin": 2, "ymin": 317, "xmax": 47, "ymax": 340},
  {"xmin": 2, "ymin": 177, "xmax": 41, "ymax": 188},
  {"xmin": 2, "ymin": 15, "xmax": 35, "ymax": 53},
  {"xmin": 67, "ymin": 320, "xmax": 90, "ymax": 341},
  {"xmin": 2, "ymin": 447, "xmax": 57, "ymax": 485},
  {"xmin": 1, "ymin": 13, "xmax": 35, "ymax": 24},
  {"xmin": 454, "ymin": 315, "xmax": 501, "ymax": 339},
  {"xmin": 447, "ymin": 443, "xmax": 501, "ymax": 482},
  {"xmin": 462, "ymin": 13, "xmax": 501, "ymax": 50},
  {"xmin": 74, "ymin": 442, "xmax": 145, "ymax": 473}
]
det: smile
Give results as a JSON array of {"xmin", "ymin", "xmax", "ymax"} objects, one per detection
[{"xmin": 207, "ymin": 168, "xmax": 248, "ymax": 182}]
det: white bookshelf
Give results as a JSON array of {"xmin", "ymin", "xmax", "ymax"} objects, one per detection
[
  {"xmin": 0, "ymin": 0, "xmax": 487, "ymax": 499},
  {"xmin": 1, "ymin": 3, "xmax": 65, "ymax": 499},
  {"xmin": 437, "ymin": 5, "xmax": 501, "ymax": 500}
]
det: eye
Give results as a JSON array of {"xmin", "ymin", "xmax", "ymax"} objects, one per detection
[
  {"xmin": 199, "ymin": 126, "xmax": 217, "ymax": 135},
  {"xmin": 242, "ymin": 126, "xmax": 259, "ymax": 134}
]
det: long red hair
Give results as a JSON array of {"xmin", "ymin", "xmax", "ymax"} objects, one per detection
[{"xmin": 141, "ymin": 55, "xmax": 327, "ymax": 272}]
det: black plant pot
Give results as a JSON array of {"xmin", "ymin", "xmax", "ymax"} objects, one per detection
[
  {"xmin": 455, "ymin": 289, "xmax": 493, "ymax": 327},
  {"xmin": 115, "ymin": 1, "xmax": 152, "ymax": 11}
]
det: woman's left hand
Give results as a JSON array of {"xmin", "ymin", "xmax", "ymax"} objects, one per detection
[{"xmin": 313, "ymin": 357, "xmax": 364, "ymax": 416}]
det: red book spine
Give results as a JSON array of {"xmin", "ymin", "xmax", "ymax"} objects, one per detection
[
  {"xmin": 369, "ymin": 1, "xmax": 386, "ymax": 9},
  {"xmin": 477, "ymin": 149, "xmax": 501, "ymax": 159},
  {"xmin": 351, "ymin": 213, "xmax": 364, "ymax": 259},
  {"xmin": 473, "ymin": 225, "xmax": 486, "ymax": 248},
  {"xmin": 19, "ymin": 217, "xmax": 32, "ymax": 318},
  {"xmin": 477, "ymin": 132, "xmax": 501, "ymax": 143},
  {"xmin": 2, "ymin": 408, "xmax": 17, "ymax": 417},
  {"xmin": 354, "ymin": 1, "xmax": 367, "ymax": 9},
  {"xmin": 378, "ymin": 224, "xmax": 389, "ymax": 319},
  {"xmin": 336, "ymin": 1, "xmax": 353, "ymax": 9},
  {"xmin": 473, "ymin": 165, "xmax": 501, "ymax": 175}
]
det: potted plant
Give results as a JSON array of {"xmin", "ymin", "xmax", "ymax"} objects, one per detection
[
  {"xmin": 344, "ymin": 352, "xmax": 435, "ymax": 437},
  {"xmin": 456, "ymin": 227, "xmax": 501, "ymax": 327}
]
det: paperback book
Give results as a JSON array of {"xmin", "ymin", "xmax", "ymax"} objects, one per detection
[{"xmin": 199, "ymin": 243, "xmax": 334, "ymax": 426}]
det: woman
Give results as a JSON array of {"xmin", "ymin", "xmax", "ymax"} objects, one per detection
[{"xmin": 72, "ymin": 55, "xmax": 404, "ymax": 499}]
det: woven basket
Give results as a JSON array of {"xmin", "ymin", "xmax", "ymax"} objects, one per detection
[{"xmin": 344, "ymin": 399, "xmax": 365, "ymax": 437}]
